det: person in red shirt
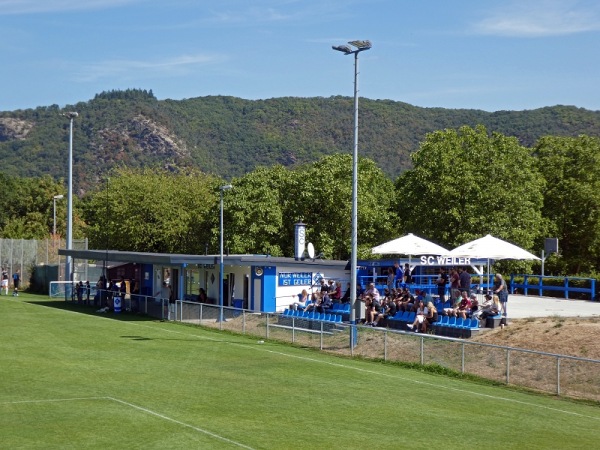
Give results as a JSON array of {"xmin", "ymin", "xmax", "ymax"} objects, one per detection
[{"xmin": 456, "ymin": 290, "xmax": 472, "ymax": 319}]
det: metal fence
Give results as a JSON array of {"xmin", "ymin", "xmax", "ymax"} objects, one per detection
[
  {"xmin": 0, "ymin": 237, "xmax": 89, "ymax": 289},
  {"xmin": 175, "ymin": 300, "xmax": 600, "ymax": 402},
  {"xmin": 60, "ymin": 287, "xmax": 171, "ymax": 319}
]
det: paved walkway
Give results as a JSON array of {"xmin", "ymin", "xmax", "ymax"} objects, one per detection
[{"xmin": 505, "ymin": 294, "xmax": 600, "ymax": 319}]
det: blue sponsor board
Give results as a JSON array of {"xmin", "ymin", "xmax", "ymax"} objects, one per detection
[{"xmin": 278, "ymin": 272, "xmax": 313, "ymax": 287}]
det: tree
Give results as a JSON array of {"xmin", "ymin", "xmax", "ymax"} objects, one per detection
[
  {"xmin": 220, "ymin": 165, "xmax": 289, "ymax": 256},
  {"xmin": 285, "ymin": 154, "xmax": 398, "ymax": 259},
  {"xmin": 82, "ymin": 167, "xmax": 219, "ymax": 253},
  {"xmin": 535, "ymin": 135, "xmax": 600, "ymax": 273},
  {"xmin": 396, "ymin": 125, "xmax": 544, "ymax": 255},
  {"xmin": 0, "ymin": 175, "xmax": 68, "ymax": 239}
]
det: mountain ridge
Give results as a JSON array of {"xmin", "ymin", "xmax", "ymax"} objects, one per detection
[{"xmin": 1, "ymin": 90, "xmax": 599, "ymax": 194}]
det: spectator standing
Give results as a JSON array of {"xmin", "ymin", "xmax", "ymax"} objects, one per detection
[
  {"xmin": 198, "ymin": 287, "xmax": 208, "ymax": 303},
  {"xmin": 449, "ymin": 269, "xmax": 460, "ymax": 302},
  {"xmin": 12, "ymin": 270, "xmax": 20, "ymax": 296},
  {"xmin": 436, "ymin": 268, "xmax": 448, "ymax": 304},
  {"xmin": 393, "ymin": 262, "xmax": 404, "ymax": 288},
  {"xmin": 119, "ymin": 277, "xmax": 127, "ymax": 301},
  {"xmin": 160, "ymin": 281, "xmax": 171, "ymax": 301},
  {"xmin": 403, "ymin": 263, "xmax": 412, "ymax": 284},
  {"xmin": 386, "ymin": 267, "xmax": 395, "ymax": 290},
  {"xmin": 76, "ymin": 280, "xmax": 83, "ymax": 303},
  {"xmin": 493, "ymin": 273, "xmax": 509, "ymax": 318},
  {"xmin": 1, "ymin": 267, "xmax": 9, "ymax": 295},
  {"xmin": 458, "ymin": 267, "xmax": 471, "ymax": 295},
  {"xmin": 130, "ymin": 280, "xmax": 140, "ymax": 311},
  {"xmin": 319, "ymin": 278, "xmax": 330, "ymax": 295},
  {"xmin": 85, "ymin": 281, "xmax": 91, "ymax": 305}
]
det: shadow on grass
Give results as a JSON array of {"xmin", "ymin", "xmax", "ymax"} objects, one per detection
[
  {"xmin": 120, "ymin": 335, "xmax": 154, "ymax": 340},
  {"xmin": 23, "ymin": 297, "xmax": 158, "ymax": 323}
]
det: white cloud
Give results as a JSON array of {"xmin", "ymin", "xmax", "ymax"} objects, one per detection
[
  {"xmin": 0, "ymin": 0, "xmax": 142, "ymax": 15},
  {"xmin": 473, "ymin": 0, "xmax": 600, "ymax": 37},
  {"xmin": 73, "ymin": 53, "xmax": 228, "ymax": 82}
]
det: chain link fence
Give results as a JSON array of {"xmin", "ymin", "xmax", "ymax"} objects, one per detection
[
  {"xmin": 174, "ymin": 300, "xmax": 600, "ymax": 402},
  {"xmin": 0, "ymin": 238, "xmax": 88, "ymax": 290}
]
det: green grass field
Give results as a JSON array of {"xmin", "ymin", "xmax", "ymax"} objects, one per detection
[{"xmin": 1, "ymin": 293, "xmax": 599, "ymax": 449}]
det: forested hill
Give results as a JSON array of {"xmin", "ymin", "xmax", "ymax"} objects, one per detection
[{"xmin": 1, "ymin": 89, "xmax": 600, "ymax": 193}]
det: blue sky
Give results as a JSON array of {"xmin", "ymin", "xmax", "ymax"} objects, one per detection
[{"xmin": 1, "ymin": 0, "xmax": 600, "ymax": 112}]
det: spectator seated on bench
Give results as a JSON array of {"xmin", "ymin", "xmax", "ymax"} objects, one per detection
[
  {"xmin": 472, "ymin": 294, "xmax": 500, "ymax": 320},
  {"xmin": 290, "ymin": 289, "xmax": 310, "ymax": 311},
  {"xmin": 303, "ymin": 292, "xmax": 320, "ymax": 313},
  {"xmin": 373, "ymin": 296, "xmax": 397, "ymax": 327},
  {"xmin": 455, "ymin": 291, "xmax": 472, "ymax": 320}
]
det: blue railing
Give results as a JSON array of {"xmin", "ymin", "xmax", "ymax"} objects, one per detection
[
  {"xmin": 359, "ymin": 273, "xmax": 598, "ymax": 301},
  {"xmin": 510, "ymin": 274, "xmax": 596, "ymax": 301}
]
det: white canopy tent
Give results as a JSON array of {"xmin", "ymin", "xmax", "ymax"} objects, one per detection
[
  {"xmin": 371, "ymin": 233, "xmax": 448, "ymax": 256},
  {"xmin": 371, "ymin": 234, "xmax": 448, "ymax": 286},
  {"xmin": 448, "ymin": 234, "xmax": 540, "ymax": 261},
  {"xmin": 448, "ymin": 234, "xmax": 540, "ymax": 292}
]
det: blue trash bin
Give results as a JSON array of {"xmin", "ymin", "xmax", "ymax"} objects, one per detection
[{"xmin": 233, "ymin": 299, "xmax": 243, "ymax": 317}]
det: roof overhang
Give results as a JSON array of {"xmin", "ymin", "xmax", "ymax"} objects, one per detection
[{"xmin": 59, "ymin": 249, "xmax": 350, "ymax": 271}]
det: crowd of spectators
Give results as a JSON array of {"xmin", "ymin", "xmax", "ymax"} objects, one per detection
[
  {"xmin": 355, "ymin": 267, "xmax": 505, "ymax": 330},
  {"xmin": 289, "ymin": 278, "xmax": 349, "ymax": 313},
  {"xmin": 287, "ymin": 267, "xmax": 507, "ymax": 333}
]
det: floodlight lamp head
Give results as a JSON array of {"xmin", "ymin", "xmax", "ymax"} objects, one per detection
[
  {"xmin": 63, "ymin": 111, "xmax": 79, "ymax": 119},
  {"xmin": 53, "ymin": 194, "xmax": 64, "ymax": 200},
  {"xmin": 220, "ymin": 184, "xmax": 233, "ymax": 191},
  {"xmin": 348, "ymin": 40, "xmax": 372, "ymax": 50},
  {"xmin": 332, "ymin": 44, "xmax": 353, "ymax": 54}
]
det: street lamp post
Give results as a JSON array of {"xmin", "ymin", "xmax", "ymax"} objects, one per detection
[
  {"xmin": 53, "ymin": 194, "xmax": 64, "ymax": 238},
  {"xmin": 53, "ymin": 194, "xmax": 64, "ymax": 264},
  {"xmin": 332, "ymin": 40, "xmax": 372, "ymax": 347},
  {"xmin": 62, "ymin": 111, "xmax": 78, "ymax": 297},
  {"xmin": 219, "ymin": 184, "xmax": 233, "ymax": 323}
]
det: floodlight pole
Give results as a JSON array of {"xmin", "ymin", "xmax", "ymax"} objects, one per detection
[
  {"xmin": 62, "ymin": 112, "xmax": 78, "ymax": 297},
  {"xmin": 219, "ymin": 184, "xmax": 233, "ymax": 322},
  {"xmin": 332, "ymin": 40, "xmax": 371, "ymax": 348}
]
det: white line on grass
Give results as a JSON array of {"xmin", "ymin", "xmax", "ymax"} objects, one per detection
[
  {"xmin": 15, "ymin": 300, "xmax": 600, "ymax": 423},
  {"xmin": 106, "ymin": 397, "xmax": 255, "ymax": 449},
  {"xmin": 0, "ymin": 396, "xmax": 107, "ymax": 405},
  {"xmin": 0, "ymin": 396, "xmax": 255, "ymax": 449}
]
